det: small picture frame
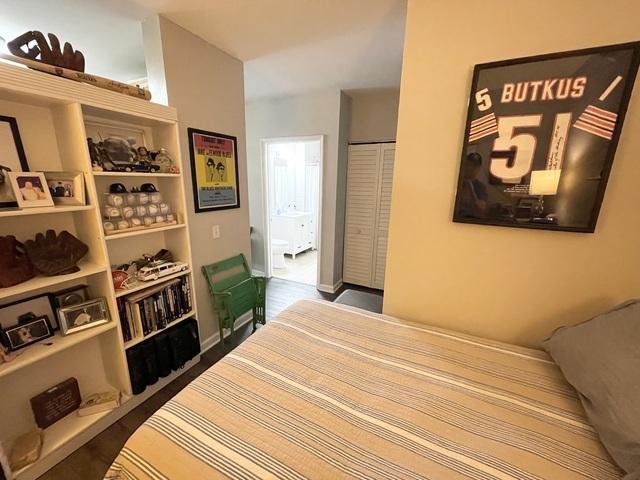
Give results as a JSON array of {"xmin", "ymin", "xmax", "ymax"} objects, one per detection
[
  {"xmin": 3, "ymin": 316, "xmax": 54, "ymax": 351},
  {"xmin": 7, "ymin": 171, "xmax": 54, "ymax": 208},
  {"xmin": 49, "ymin": 285, "xmax": 90, "ymax": 319},
  {"xmin": 0, "ymin": 115, "xmax": 29, "ymax": 208},
  {"xmin": 58, "ymin": 298, "xmax": 110, "ymax": 335},
  {"xmin": 84, "ymin": 120, "xmax": 146, "ymax": 149},
  {"xmin": 44, "ymin": 171, "xmax": 85, "ymax": 206}
]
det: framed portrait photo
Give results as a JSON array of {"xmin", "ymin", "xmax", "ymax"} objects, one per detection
[
  {"xmin": 0, "ymin": 115, "xmax": 29, "ymax": 208},
  {"xmin": 58, "ymin": 298, "xmax": 109, "ymax": 335},
  {"xmin": 44, "ymin": 171, "xmax": 86, "ymax": 206},
  {"xmin": 187, "ymin": 128, "xmax": 240, "ymax": 213},
  {"xmin": 3, "ymin": 316, "xmax": 53, "ymax": 351},
  {"xmin": 453, "ymin": 42, "xmax": 640, "ymax": 233},
  {"xmin": 8, "ymin": 171, "xmax": 54, "ymax": 208}
]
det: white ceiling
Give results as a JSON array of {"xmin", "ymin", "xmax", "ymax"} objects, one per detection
[
  {"xmin": 132, "ymin": 0, "xmax": 407, "ymax": 100},
  {"xmin": 0, "ymin": 0, "xmax": 406, "ymax": 100},
  {"xmin": 0, "ymin": 0, "xmax": 148, "ymax": 82}
]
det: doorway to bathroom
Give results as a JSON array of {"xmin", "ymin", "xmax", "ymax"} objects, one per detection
[{"xmin": 262, "ymin": 136, "xmax": 322, "ymax": 286}]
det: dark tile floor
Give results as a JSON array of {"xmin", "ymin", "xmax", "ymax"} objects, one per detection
[{"xmin": 39, "ymin": 278, "xmax": 381, "ymax": 480}]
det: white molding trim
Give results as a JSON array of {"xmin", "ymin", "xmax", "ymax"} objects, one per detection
[
  {"xmin": 260, "ymin": 135, "xmax": 324, "ymax": 285},
  {"xmin": 252, "ymin": 269, "xmax": 266, "ymax": 277},
  {"xmin": 200, "ymin": 311, "xmax": 254, "ymax": 353},
  {"xmin": 317, "ymin": 279, "xmax": 343, "ymax": 294},
  {"xmin": 0, "ymin": 61, "xmax": 177, "ymax": 122}
]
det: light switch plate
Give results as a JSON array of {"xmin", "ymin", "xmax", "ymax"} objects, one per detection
[{"xmin": 212, "ymin": 225, "xmax": 220, "ymax": 239}]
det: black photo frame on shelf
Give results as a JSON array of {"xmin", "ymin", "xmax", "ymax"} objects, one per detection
[
  {"xmin": 453, "ymin": 42, "xmax": 640, "ymax": 233},
  {"xmin": 0, "ymin": 293, "xmax": 59, "ymax": 331},
  {"xmin": 3, "ymin": 315, "xmax": 53, "ymax": 351},
  {"xmin": 187, "ymin": 128, "xmax": 240, "ymax": 213},
  {"xmin": 49, "ymin": 285, "xmax": 90, "ymax": 312},
  {"xmin": 0, "ymin": 115, "xmax": 29, "ymax": 208}
]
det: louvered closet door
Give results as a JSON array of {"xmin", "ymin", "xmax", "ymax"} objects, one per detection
[
  {"xmin": 372, "ymin": 144, "xmax": 395, "ymax": 290},
  {"xmin": 343, "ymin": 144, "xmax": 381, "ymax": 286}
]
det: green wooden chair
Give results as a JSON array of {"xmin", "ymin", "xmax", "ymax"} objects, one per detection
[{"xmin": 202, "ymin": 254, "xmax": 266, "ymax": 345}]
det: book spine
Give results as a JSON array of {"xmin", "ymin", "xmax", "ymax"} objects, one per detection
[{"xmin": 120, "ymin": 274, "xmax": 194, "ymax": 341}]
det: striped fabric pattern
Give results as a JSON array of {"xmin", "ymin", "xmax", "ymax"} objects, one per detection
[
  {"xmin": 468, "ymin": 113, "xmax": 499, "ymax": 143},
  {"xmin": 573, "ymin": 105, "xmax": 618, "ymax": 140},
  {"xmin": 106, "ymin": 300, "xmax": 621, "ymax": 480}
]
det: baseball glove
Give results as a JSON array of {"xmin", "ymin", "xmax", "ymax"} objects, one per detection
[
  {"xmin": 0, "ymin": 235, "xmax": 35, "ymax": 288},
  {"xmin": 24, "ymin": 230, "xmax": 89, "ymax": 276}
]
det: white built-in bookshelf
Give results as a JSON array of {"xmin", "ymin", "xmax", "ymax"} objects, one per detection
[{"xmin": 0, "ymin": 60, "xmax": 200, "ymax": 479}]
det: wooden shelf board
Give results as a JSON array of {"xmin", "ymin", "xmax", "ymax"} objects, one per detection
[
  {"xmin": 124, "ymin": 311, "xmax": 196, "ymax": 349},
  {"xmin": 114, "ymin": 269, "xmax": 192, "ymax": 298},
  {"xmin": 14, "ymin": 392, "xmax": 132, "ymax": 479},
  {"xmin": 0, "ymin": 205, "xmax": 94, "ymax": 218},
  {"xmin": 104, "ymin": 223, "xmax": 186, "ymax": 240},
  {"xmin": 93, "ymin": 171, "xmax": 182, "ymax": 178},
  {"xmin": 13, "ymin": 357, "xmax": 201, "ymax": 480},
  {"xmin": 0, "ymin": 262, "xmax": 108, "ymax": 302},
  {"xmin": 0, "ymin": 322, "xmax": 117, "ymax": 378}
]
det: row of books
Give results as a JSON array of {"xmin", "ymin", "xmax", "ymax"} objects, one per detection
[{"xmin": 117, "ymin": 275, "xmax": 193, "ymax": 343}]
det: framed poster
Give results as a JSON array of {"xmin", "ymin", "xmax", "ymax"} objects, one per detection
[
  {"xmin": 187, "ymin": 128, "xmax": 240, "ymax": 213},
  {"xmin": 453, "ymin": 42, "xmax": 640, "ymax": 232},
  {"xmin": 0, "ymin": 115, "xmax": 29, "ymax": 208}
]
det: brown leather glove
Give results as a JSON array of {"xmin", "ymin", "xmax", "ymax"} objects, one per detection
[
  {"xmin": 7, "ymin": 31, "xmax": 85, "ymax": 72},
  {"xmin": 24, "ymin": 230, "xmax": 88, "ymax": 276},
  {"xmin": 0, "ymin": 236, "xmax": 35, "ymax": 288}
]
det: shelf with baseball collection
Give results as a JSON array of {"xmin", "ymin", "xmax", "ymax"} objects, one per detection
[{"xmin": 0, "ymin": 60, "xmax": 200, "ymax": 480}]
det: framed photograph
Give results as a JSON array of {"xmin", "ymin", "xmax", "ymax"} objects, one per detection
[
  {"xmin": 187, "ymin": 128, "xmax": 240, "ymax": 213},
  {"xmin": 1, "ymin": 293, "xmax": 59, "ymax": 331},
  {"xmin": 58, "ymin": 298, "xmax": 110, "ymax": 335},
  {"xmin": 7, "ymin": 171, "xmax": 54, "ymax": 208},
  {"xmin": 3, "ymin": 316, "xmax": 53, "ymax": 351},
  {"xmin": 453, "ymin": 42, "xmax": 640, "ymax": 233},
  {"xmin": 84, "ymin": 120, "xmax": 146, "ymax": 149},
  {"xmin": 0, "ymin": 115, "xmax": 29, "ymax": 208},
  {"xmin": 44, "ymin": 171, "xmax": 85, "ymax": 206},
  {"xmin": 49, "ymin": 285, "xmax": 90, "ymax": 312}
]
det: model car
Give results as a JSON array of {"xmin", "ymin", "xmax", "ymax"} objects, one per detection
[
  {"xmin": 99, "ymin": 137, "xmax": 162, "ymax": 173},
  {"xmin": 130, "ymin": 161, "xmax": 161, "ymax": 173},
  {"xmin": 137, "ymin": 260, "xmax": 189, "ymax": 281}
]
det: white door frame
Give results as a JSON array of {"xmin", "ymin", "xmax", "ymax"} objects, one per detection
[{"xmin": 260, "ymin": 135, "xmax": 324, "ymax": 287}]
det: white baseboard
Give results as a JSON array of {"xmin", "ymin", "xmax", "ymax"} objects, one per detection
[
  {"xmin": 252, "ymin": 269, "xmax": 266, "ymax": 277},
  {"xmin": 317, "ymin": 279, "xmax": 343, "ymax": 294},
  {"xmin": 200, "ymin": 311, "xmax": 254, "ymax": 353}
]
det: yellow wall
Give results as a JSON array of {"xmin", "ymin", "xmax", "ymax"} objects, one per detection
[{"xmin": 384, "ymin": 0, "xmax": 640, "ymax": 347}]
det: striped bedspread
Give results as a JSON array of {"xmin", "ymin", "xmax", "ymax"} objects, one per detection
[{"xmin": 106, "ymin": 299, "xmax": 621, "ymax": 479}]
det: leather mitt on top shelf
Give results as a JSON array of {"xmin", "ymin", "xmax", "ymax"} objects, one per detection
[{"xmin": 0, "ymin": 235, "xmax": 35, "ymax": 288}]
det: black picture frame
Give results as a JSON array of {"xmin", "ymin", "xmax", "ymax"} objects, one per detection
[
  {"xmin": 187, "ymin": 128, "xmax": 240, "ymax": 213},
  {"xmin": 1, "ymin": 292, "xmax": 59, "ymax": 331},
  {"xmin": 49, "ymin": 285, "xmax": 90, "ymax": 311},
  {"xmin": 0, "ymin": 115, "xmax": 29, "ymax": 208},
  {"xmin": 453, "ymin": 42, "xmax": 640, "ymax": 233},
  {"xmin": 3, "ymin": 315, "xmax": 53, "ymax": 351}
]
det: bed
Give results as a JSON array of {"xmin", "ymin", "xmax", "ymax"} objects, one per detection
[{"xmin": 106, "ymin": 299, "xmax": 621, "ymax": 479}]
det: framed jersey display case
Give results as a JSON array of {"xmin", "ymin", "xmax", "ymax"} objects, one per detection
[{"xmin": 453, "ymin": 42, "xmax": 640, "ymax": 232}]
